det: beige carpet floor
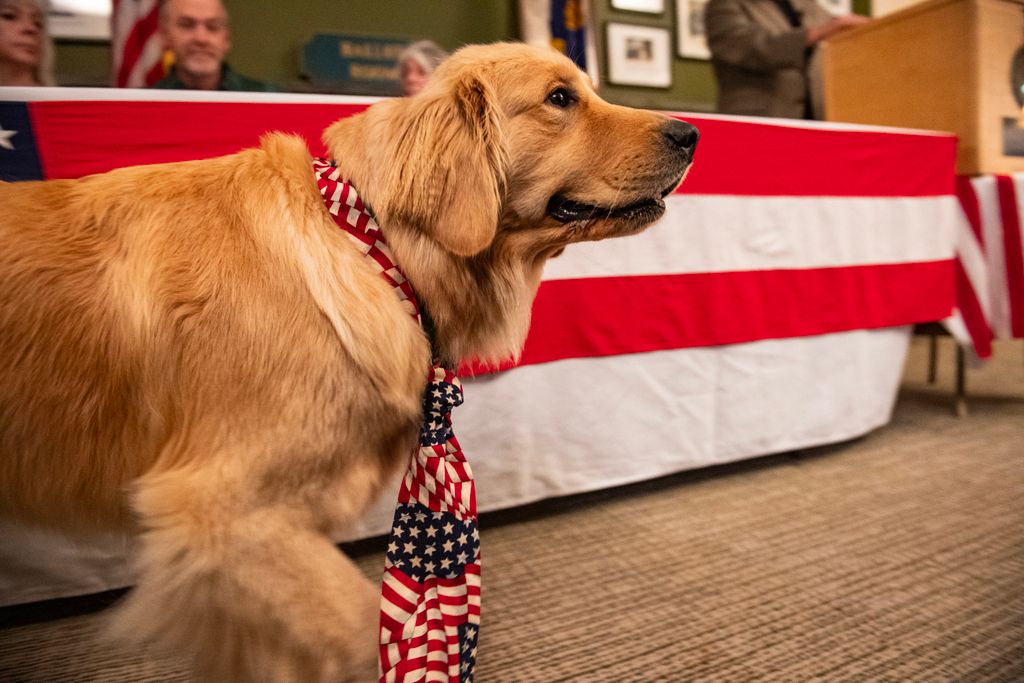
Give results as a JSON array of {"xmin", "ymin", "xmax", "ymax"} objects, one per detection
[{"xmin": 1, "ymin": 336, "xmax": 1022, "ymax": 682}]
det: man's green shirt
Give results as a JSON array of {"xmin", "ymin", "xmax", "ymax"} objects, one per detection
[{"xmin": 152, "ymin": 64, "xmax": 278, "ymax": 92}]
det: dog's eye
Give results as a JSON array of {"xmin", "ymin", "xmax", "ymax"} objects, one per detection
[{"xmin": 546, "ymin": 87, "xmax": 574, "ymax": 108}]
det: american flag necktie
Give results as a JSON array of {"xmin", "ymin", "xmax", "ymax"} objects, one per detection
[{"xmin": 313, "ymin": 159, "xmax": 481, "ymax": 683}]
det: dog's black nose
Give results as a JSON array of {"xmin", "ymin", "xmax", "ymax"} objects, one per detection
[{"xmin": 663, "ymin": 120, "xmax": 699, "ymax": 155}]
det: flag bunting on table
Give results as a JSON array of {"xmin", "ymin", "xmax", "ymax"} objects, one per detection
[
  {"xmin": 1, "ymin": 97, "xmax": 965, "ymax": 366},
  {"xmin": 946, "ymin": 174, "xmax": 1024, "ymax": 359}
]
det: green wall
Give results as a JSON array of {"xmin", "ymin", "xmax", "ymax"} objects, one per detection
[
  {"xmin": 54, "ymin": 41, "xmax": 109, "ymax": 87},
  {"xmin": 53, "ymin": 0, "xmax": 870, "ymax": 110},
  {"xmin": 53, "ymin": 0, "xmax": 519, "ymax": 88},
  {"xmin": 225, "ymin": 0, "xmax": 517, "ymax": 91}
]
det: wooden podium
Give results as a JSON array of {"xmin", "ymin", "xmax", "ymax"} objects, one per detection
[{"xmin": 822, "ymin": 0, "xmax": 1024, "ymax": 174}]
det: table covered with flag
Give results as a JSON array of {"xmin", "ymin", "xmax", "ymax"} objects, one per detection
[
  {"xmin": 0, "ymin": 88, "xmax": 963, "ymax": 606},
  {"xmin": 946, "ymin": 175, "xmax": 1024, "ymax": 360}
]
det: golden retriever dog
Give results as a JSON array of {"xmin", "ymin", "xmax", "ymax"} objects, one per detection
[{"xmin": 0, "ymin": 43, "xmax": 697, "ymax": 681}]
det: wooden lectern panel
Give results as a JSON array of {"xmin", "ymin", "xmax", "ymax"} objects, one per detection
[
  {"xmin": 978, "ymin": 0, "xmax": 1024, "ymax": 175},
  {"xmin": 871, "ymin": 0, "xmax": 930, "ymax": 15},
  {"xmin": 823, "ymin": 0, "xmax": 1024, "ymax": 175}
]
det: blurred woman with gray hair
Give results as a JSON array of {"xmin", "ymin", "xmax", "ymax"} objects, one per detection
[
  {"xmin": 0, "ymin": 0, "xmax": 54, "ymax": 86},
  {"xmin": 397, "ymin": 39, "xmax": 448, "ymax": 96}
]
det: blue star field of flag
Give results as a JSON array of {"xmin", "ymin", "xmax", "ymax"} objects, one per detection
[
  {"xmin": 0, "ymin": 102, "xmax": 43, "ymax": 182},
  {"xmin": 385, "ymin": 503, "xmax": 480, "ymax": 583}
]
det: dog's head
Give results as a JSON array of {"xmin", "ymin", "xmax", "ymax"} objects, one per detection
[{"xmin": 323, "ymin": 42, "xmax": 697, "ymax": 260}]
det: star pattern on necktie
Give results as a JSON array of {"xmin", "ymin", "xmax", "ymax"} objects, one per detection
[
  {"xmin": 420, "ymin": 372, "xmax": 464, "ymax": 446},
  {"xmin": 458, "ymin": 623, "xmax": 479, "ymax": 682},
  {"xmin": 386, "ymin": 503, "xmax": 480, "ymax": 582}
]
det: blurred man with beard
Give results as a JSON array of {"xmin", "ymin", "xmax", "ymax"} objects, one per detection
[{"xmin": 152, "ymin": 0, "xmax": 276, "ymax": 92}]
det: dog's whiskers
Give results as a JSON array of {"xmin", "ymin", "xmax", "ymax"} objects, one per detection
[{"xmin": 602, "ymin": 184, "xmax": 626, "ymax": 220}]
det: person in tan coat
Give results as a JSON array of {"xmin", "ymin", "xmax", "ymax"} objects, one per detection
[{"xmin": 704, "ymin": 0, "xmax": 868, "ymax": 119}]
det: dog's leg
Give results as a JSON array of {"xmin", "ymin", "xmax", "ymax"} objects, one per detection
[{"xmin": 107, "ymin": 462, "xmax": 382, "ymax": 683}]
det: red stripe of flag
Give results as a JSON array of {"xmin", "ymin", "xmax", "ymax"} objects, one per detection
[
  {"xmin": 396, "ymin": 281, "xmax": 418, "ymax": 304},
  {"xmin": 953, "ymin": 177, "xmax": 993, "ymax": 355},
  {"xmin": 414, "ymin": 463, "xmax": 441, "ymax": 494},
  {"xmin": 143, "ymin": 57, "xmax": 165, "ymax": 87},
  {"xmin": 420, "ymin": 614, "xmax": 450, "ymax": 638},
  {"xmin": 369, "ymin": 249, "xmax": 399, "ymax": 276},
  {"xmin": 463, "ymin": 260, "xmax": 954, "ymax": 374},
  {"xmin": 381, "ymin": 581, "xmax": 417, "ymax": 615},
  {"xmin": 437, "ymin": 593, "xmax": 469, "ymax": 608},
  {"xmin": 405, "ymin": 479, "xmax": 435, "ymax": 511},
  {"xmin": 425, "ymin": 660, "xmax": 448, "ymax": 676},
  {"xmin": 954, "ymin": 260, "xmax": 993, "ymax": 359},
  {"xmin": 437, "ymin": 564, "xmax": 481, "ymax": 586},
  {"xmin": 676, "ymin": 115, "xmax": 956, "ymax": 198},
  {"xmin": 378, "ymin": 617, "xmax": 406, "ymax": 643},
  {"xmin": 393, "ymin": 647, "xmax": 425, "ymax": 682},
  {"xmin": 385, "ymin": 565, "xmax": 424, "ymax": 596},
  {"xmin": 956, "ymin": 176, "xmax": 985, "ymax": 246},
  {"xmin": 444, "ymin": 460, "xmax": 470, "ymax": 480},
  {"xmin": 346, "ymin": 230, "xmax": 377, "ymax": 248},
  {"xmin": 28, "ymin": 103, "xmax": 954, "ymax": 198},
  {"xmin": 995, "ymin": 176, "xmax": 1024, "ymax": 337},
  {"xmin": 354, "ymin": 208, "xmax": 371, "ymax": 232},
  {"xmin": 31, "ymin": 102, "xmax": 371, "ymax": 179},
  {"xmin": 116, "ymin": 4, "xmax": 160, "ymax": 87},
  {"xmin": 397, "ymin": 478, "xmax": 416, "ymax": 506}
]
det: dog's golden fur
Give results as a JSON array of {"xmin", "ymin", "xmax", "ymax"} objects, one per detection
[{"xmin": 0, "ymin": 43, "xmax": 694, "ymax": 681}]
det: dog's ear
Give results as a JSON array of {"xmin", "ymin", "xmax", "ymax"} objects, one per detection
[{"xmin": 380, "ymin": 73, "xmax": 508, "ymax": 257}]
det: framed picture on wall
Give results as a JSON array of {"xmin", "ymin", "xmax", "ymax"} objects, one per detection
[
  {"xmin": 610, "ymin": 0, "xmax": 665, "ymax": 13},
  {"xmin": 606, "ymin": 23, "xmax": 672, "ymax": 88},
  {"xmin": 675, "ymin": 0, "xmax": 710, "ymax": 60},
  {"xmin": 817, "ymin": 0, "xmax": 853, "ymax": 13}
]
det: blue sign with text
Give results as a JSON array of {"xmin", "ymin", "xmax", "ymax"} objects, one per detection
[{"xmin": 301, "ymin": 33, "xmax": 410, "ymax": 96}]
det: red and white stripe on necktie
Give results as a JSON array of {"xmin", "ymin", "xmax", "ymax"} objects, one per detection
[{"xmin": 313, "ymin": 159, "xmax": 481, "ymax": 682}]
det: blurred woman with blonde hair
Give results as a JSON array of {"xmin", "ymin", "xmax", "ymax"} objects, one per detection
[{"xmin": 0, "ymin": 0, "xmax": 54, "ymax": 86}]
